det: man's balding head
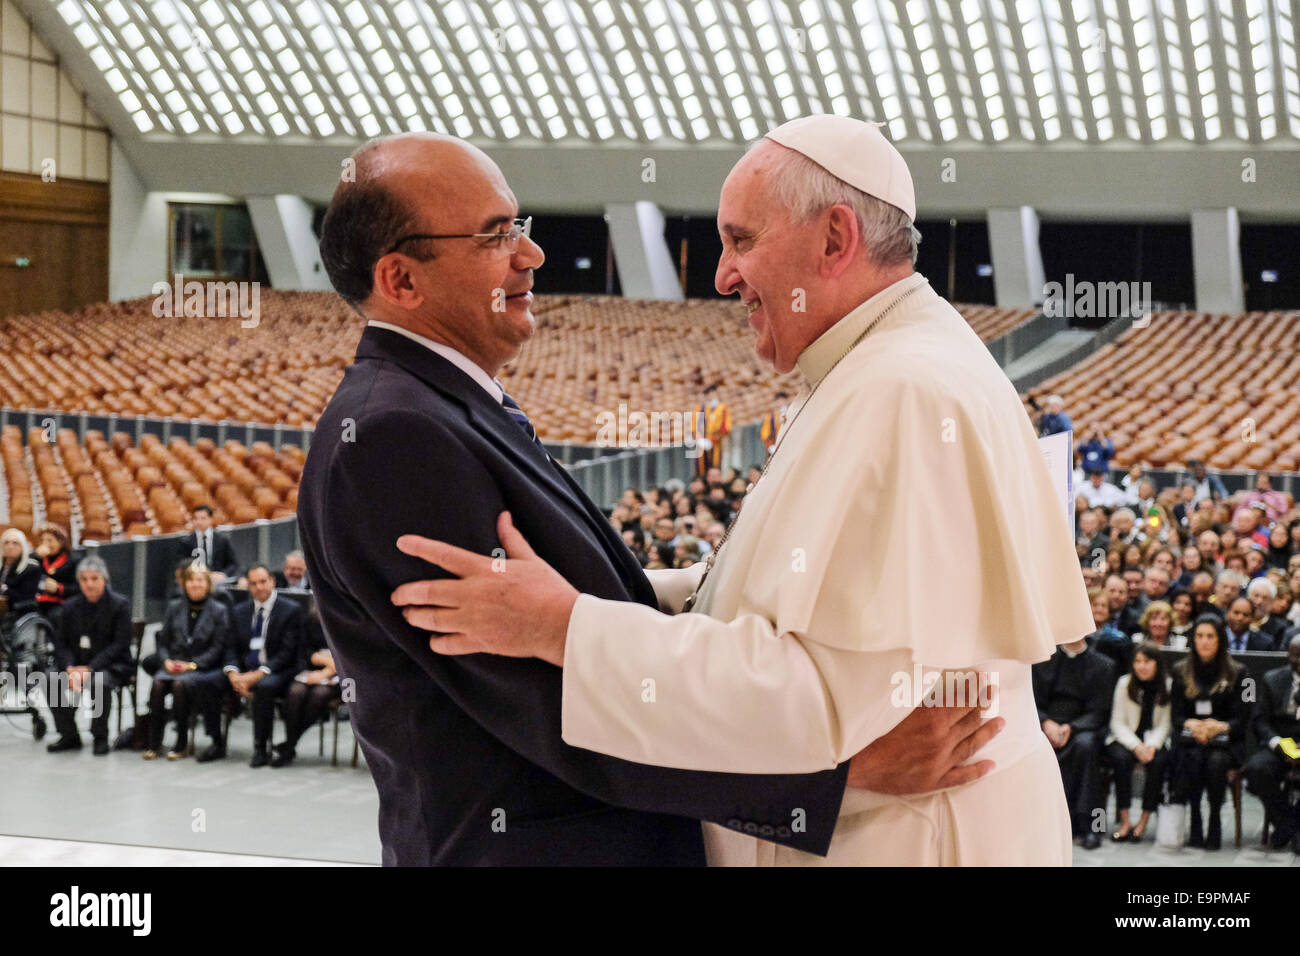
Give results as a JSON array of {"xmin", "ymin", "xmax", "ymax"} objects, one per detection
[{"xmin": 319, "ymin": 132, "xmax": 544, "ymax": 375}]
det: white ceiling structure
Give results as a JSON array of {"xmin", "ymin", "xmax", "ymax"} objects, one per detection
[{"xmin": 15, "ymin": 0, "xmax": 1300, "ymax": 217}]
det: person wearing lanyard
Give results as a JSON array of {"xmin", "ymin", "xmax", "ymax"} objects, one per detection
[
  {"xmin": 1169, "ymin": 614, "xmax": 1247, "ymax": 850},
  {"xmin": 44, "ymin": 558, "xmax": 135, "ymax": 755}
]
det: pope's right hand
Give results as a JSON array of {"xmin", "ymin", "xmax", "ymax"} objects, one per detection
[{"xmin": 847, "ymin": 684, "xmax": 1003, "ymax": 795}]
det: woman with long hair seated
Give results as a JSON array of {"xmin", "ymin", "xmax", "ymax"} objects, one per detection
[
  {"xmin": 1169, "ymin": 614, "xmax": 1247, "ymax": 850},
  {"xmin": 144, "ymin": 563, "xmax": 232, "ymax": 760},
  {"xmin": 1167, "ymin": 589, "xmax": 1196, "ymax": 647},
  {"xmin": 272, "ymin": 605, "xmax": 342, "ymax": 768},
  {"xmin": 1106, "ymin": 641, "xmax": 1172, "ymax": 842}
]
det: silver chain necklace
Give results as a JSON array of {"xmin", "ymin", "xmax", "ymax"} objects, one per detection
[{"xmin": 681, "ymin": 281, "xmax": 924, "ymax": 613}]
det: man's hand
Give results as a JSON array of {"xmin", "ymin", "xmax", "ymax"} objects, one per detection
[
  {"xmin": 1134, "ymin": 743, "xmax": 1154, "ymax": 764},
  {"xmin": 391, "ymin": 512, "xmax": 578, "ymax": 667},
  {"xmin": 847, "ymin": 680, "xmax": 1004, "ymax": 795},
  {"xmin": 1058, "ymin": 723, "xmax": 1072, "ymax": 747},
  {"xmin": 1041, "ymin": 718, "xmax": 1067, "ymax": 749}
]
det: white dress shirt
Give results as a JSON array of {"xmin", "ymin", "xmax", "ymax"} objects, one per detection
[{"xmin": 366, "ymin": 320, "xmax": 503, "ymax": 404}]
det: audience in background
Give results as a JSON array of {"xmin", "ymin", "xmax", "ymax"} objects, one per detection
[
  {"xmin": 220, "ymin": 565, "xmax": 304, "ymax": 767},
  {"xmin": 33, "ymin": 523, "xmax": 79, "ymax": 624},
  {"xmin": 273, "ymin": 606, "xmax": 341, "ymax": 768},
  {"xmin": 1243, "ymin": 635, "xmax": 1300, "ymax": 852},
  {"xmin": 1170, "ymin": 615, "xmax": 1248, "ymax": 850},
  {"xmin": 1106, "ymin": 642, "xmax": 1172, "ymax": 843},
  {"xmin": 144, "ymin": 563, "xmax": 231, "ymax": 761},
  {"xmin": 44, "ymin": 557, "xmax": 135, "ymax": 756}
]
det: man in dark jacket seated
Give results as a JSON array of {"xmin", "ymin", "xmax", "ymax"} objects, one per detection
[
  {"xmin": 1244, "ymin": 634, "xmax": 1300, "ymax": 851},
  {"xmin": 1033, "ymin": 635, "xmax": 1117, "ymax": 849},
  {"xmin": 219, "ymin": 564, "xmax": 303, "ymax": 767},
  {"xmin": 45, "ymin": 557, "xmax": 135, "ymax": 755}
]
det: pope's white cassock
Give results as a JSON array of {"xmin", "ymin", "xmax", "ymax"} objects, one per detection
[{"xmin": 559, "ymin": 271, "xmax": 1096, "ymax": 865}]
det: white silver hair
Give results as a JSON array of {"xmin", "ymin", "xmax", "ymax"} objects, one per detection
[
  {"xmin": 1247, "ymin": 577, "xmax": 1277, "ymax": 599},
  {"xmin": 76, "ymin": 555, "xmax": 110, "ymax": 584},
  {"xmin": 1217, "ymin": 569, "xmax": 1246, "ymax": 588},
  {"xmin": 752, "ymin": 141, "xmax": 920, "ymax": 267}
]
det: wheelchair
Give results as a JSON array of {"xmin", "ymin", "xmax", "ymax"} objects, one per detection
[{"xmin": 0, "ymin": 611, "xmax": 56, "ymax": 740}]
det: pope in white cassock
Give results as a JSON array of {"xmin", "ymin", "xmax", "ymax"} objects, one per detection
[{"xmin": 391, "ymin": 115, "xmax": 1096, "ymax": 865}]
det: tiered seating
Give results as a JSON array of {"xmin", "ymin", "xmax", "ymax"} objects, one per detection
[
  {"xmin": 959, "ymin": 304, "xmax": 1038, "ymax": 341},
  {"xmin": 0, "ymin": 292, "xmax": 1031, "ymax": 445},
  {"xmin": 0, "ymin": 425, "xmax": 303, "ymax": 544},
  {"xmin": 1025, "ymin": 310, "xmax": 1300, "ymax": 473}
]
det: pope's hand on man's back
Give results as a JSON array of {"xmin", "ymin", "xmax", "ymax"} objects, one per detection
[{"xmin": 846, "ymin": 678, "xmax": 1003, "ymax": 795}]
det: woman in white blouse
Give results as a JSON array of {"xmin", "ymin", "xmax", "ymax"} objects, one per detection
[{"xmin": 1106, "ymin": 641, "xmax": 1173, "ymax": 842}]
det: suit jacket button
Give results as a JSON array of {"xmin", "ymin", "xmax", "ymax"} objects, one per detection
[
  {"xmin": 727, "ymin": 818, "xmax": 743, "ymax": 831},
  {"xmin": 743, "ymin": 822, "xmax": 758, "ymax": 835}
]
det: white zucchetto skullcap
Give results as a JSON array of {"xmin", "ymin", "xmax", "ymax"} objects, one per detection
[{"xmin": 764, "ymin": 114, "xmax": 916, "ymax": 222}]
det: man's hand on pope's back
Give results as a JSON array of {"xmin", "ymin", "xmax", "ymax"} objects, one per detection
[
  {"xmin": 847, "ymin": 681, "xmax": 1004, "ymax": 795},
  {"xmin": 392, "ymin": 512, "xmax": 578, "ymax": 667}
]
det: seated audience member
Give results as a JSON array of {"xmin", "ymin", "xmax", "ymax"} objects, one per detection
[
  {"xmin": 1223, "ymin": 596, "xmax": 1273, "ymax": 653},
  {"xmin": 1208, "ymin": 569, "xmax": 1245, "ymax": 617},
  {"xmin": 1086, "ymin": 586, "xmax": 1130, "ymax": 665},
  {"xmin": 702, "ymin": 522, "xmax": 725, "ymax": 552},
  {"xmin": 1244, "ymin": 635, "xmax": 1300, "ymax": 852},
  {"xmin": 1168, "ymin": 589, "xmax": 1196, "ymax": 645},
  {"xmin": 1196, "ymin": 530, "xmax": 1223, "ymax": 578},
  {"xmin": 1104, "ymin": 573, "xmax": 1139, "ymax": 635},
  {"xmin": 1135, "ymin": 600, "xmax": 1174, "ymax": 649},
  {"xmin": 273, "ymin": 550, "xmax": 311, "ymax": 591},
  {"xmin": 144, "ymin": 564, "xmax": 231, "ymax": 761},
  {"xmin": 273, "ymin": 606, "xmax": 342, "ymax": 768},
  {"xmin": 1243, "ymin": 545, "xmax": 1267, "ymax": 580},
  {"xmin": 645, "ymin": 542, "xmax": 675, "ymax": 571},
  {"xmin": 1079, "ymin": 428, "xmax": 1115, "ymax": 473},
  {"xmin": 621, "ymin": 528, "xmax": 648, "ymax": 567},
  {"xmin": 1173, "ymin": 546, "xmax": 1203, "ymax": 590},
  {"xmin": 1111, "ymin": 508, "xmax": 1148, "ymax": 549},
  {"xmin": 1142, "ymin": 567, "xmax": 1172, "ymax": 606},
  {"xmin": 1189, "ymin": 571, "xmax": 1217, "ymax": 618},
  {"xmin": 1247, "ymin": 577, "xmax": 1287, "ymax": 649},
  {"xmin": 1170, "ymin": 615, "xmax": 1248, "ymax": 850},
  {"xmin": 674, "ymin": 535, "xmax": 703, "ymax": 569},
  {"xmin": 176, "ymin": 505, "xmax": 239, "ymax": 584},
  {"xmin": 44, "ymin": 557, "xmax": 135, "ymax": 755},
  {"xmin": 0, "ymin": 528, "xmax": 42, "ymax": 634},
  {"xmin": 1149, "ymin": 547, "xmax": 1177, "ymax": 581},
  {"xmin": 1076, "ymin": 508, "xmax": 1110, "ymax": 562},
  {"xmin": 651, "ymin": 516, "xmax": 678, "ymax": 549},
  {"xmin": 33, "ymin": 523, "xmax": 79, "ymax": 624},
  {"xmin": 219, "ymin": 564, "xmax": 304, "ymax": 767},
  {"xmin": 1241, "ymin": 474, "xmax": 1288, "ymax": 523},
  {"xmin": 1222, "ymin": 552, "xmax": 1248, "ymax": 579},
  {"xmin": 1033, "ymin": 634, "xmax": 1117, "ymax": 850},
  {"xmin": 1121, "ymin": 564, "xmax": 1147, "ymax": 618},
  {"xmin": 1106, "ymin": 642, "xmax": 1172, "ymax": 842},
  {"xmin": 1037, "ymin": 394, "xmax": 1072, "ymax": 437},
  {"xmin": 1271, "ymin": 581, "xmax": 1294, "ymax": 632},
  {"xmin": 1266, "ymin": 524, "xmax": 1292, "ymax": 571}
]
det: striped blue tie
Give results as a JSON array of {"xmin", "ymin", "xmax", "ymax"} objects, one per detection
[{"xmin": 501, "ymin": 392, "xmax": 543, "ymax": 447}]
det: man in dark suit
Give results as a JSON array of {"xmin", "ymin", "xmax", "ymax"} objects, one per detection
[
  {"xmin": 45, "ymin": 557, "xmax": 135, "ymax": 755},
  {"xmin": 299, "ymin": 132, "xmax": 1000, "ymax": 866},
  {"xmin": 1224, "ymin": 597, "xmax": 1274, "ymax": 652},
  {"xmin": 1032, "ymin": 635, "xmax": 1117, "ymax": 849},
  {"xmin": 176, "ymin": 505, "xmax": 239, "ymax": 584},
  {"xmin": 272, "ymin": 551, "xmax": 310, "ymax": 591},
  {"xmin": 1244, "ymin": 634, "xmax": 1300, "ymax": 851},
  {"xmin": 214, "ymin": 564, "xmax": 303, "ymax": 767}
]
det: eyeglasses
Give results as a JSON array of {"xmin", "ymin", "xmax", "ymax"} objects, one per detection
[{"xmin": 387, "ymin": 216, "xmax": 532, "ymax": 256}]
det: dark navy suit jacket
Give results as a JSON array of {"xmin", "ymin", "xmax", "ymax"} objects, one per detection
[{"xmin": 297, "ymin": 325, "xmax": 848, "ymax": 866}]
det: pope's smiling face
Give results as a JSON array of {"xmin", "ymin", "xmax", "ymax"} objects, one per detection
[{"xmin": 714, "ymin": 143, "xmax": 826, "ymax": 374}]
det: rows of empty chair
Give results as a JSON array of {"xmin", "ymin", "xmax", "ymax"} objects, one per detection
[
  {"xmin": 0, "ymin": 291, "xmax": 1035, "ymax": 445},
  {"xmin": 0, "ymin": 424, "xmax": 302, "ymax": 544},
  {"xmin": 1025, "ymin": 310, "xmax": 1300, "ymax": 473}
]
